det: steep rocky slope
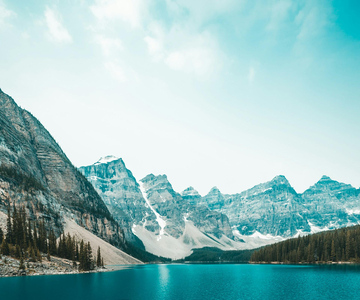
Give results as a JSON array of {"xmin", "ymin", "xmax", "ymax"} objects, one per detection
[
  {"xmin": 80, "ymin": 159, "xmax": 241, "ymax": 259},
  {"xmin": 302, "ymin": 175, "xmax": 360, "ymax": 229},
  {"xmin": 196, "ymin": 175, "xmax": 360, "ymax": 240},
  {"xmin": 79, "ymin": 156, "xmax": 154, "ymax": 248},
  {"xmin": 81, "ymin": 153, "xmax": 360, "ymax": 255},
  {"xmin": 0, "ymin": 89, "xmax": 127, "ymax": 250}
]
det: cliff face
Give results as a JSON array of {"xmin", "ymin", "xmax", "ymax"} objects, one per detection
[
  {"xmin": 80, "ymin": 160, "xmax": 238, "ymax": 259},
  {"xmin": 79, "ymin": 156, "xmax": 152, "ymax": 247},
  {"xmin": 198, "ymin": 175, "xmax": 360, "ymax": 238},
  {"xmin": 302, "ymin": 176, "xmax": 360, "ymax": 228},
  {"xmin": 0, "ymin": 89, "xmax": 125, "ymax": 248}
]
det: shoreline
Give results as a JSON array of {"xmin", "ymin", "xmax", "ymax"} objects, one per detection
[
  {"xmin": 4, "ymin": 259, "xmax": 360, "ymax": 278},
  {"xmin": 0, "ymin": 254, "xmax": 142, "ymax": 278}
]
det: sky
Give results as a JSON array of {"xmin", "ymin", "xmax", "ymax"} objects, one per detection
[{"xmin": 0, "ymin": 0, "xmax": 359, "ymax": 195}]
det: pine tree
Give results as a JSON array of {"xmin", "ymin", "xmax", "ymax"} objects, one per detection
[
  {"xmin": 1, "ymin": 238, "xmax": 10, "ymax": 255},
  {"xmin": 79, "ymin": 239, "xmax": 85, "ymax": 271},
  {"xmin": 6, "ymin": 205, "xmax": 13, "ymax": 244},
  {"xmin": 48, "ymin": 229, "xmax": 57, "ymax": 255},
  {"xmin": 15, "ymin": 244, "xmax": 21, "ymax": 259},
  {"xmin": 47, "ymin": 247, "xmax": 51, "ymax": 261},
  {"xmin": 330, "ymin": 240, "xmax": 336, "ymax": 262},
  {"xmin": 29, "ymin": 246, "xmax": 36, "ymax": 262},
  {"xmin": 19, "ymin": 255, "xmax": 25, "ymax": 270},
  {"xmin": 96, "ymin": 246, "xmax": 101, "ymax": 267},
  {"xmin": 86, "ymin": 242, "xmax": 93, "ymax": 271}
]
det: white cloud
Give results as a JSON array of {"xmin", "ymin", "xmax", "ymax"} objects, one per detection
[
  {"xmin": 248, "ymin": 66, "xmax": 255, "ymax": 83},
  {"xmin": 144, "ymin": 36, "xmax": 163, "ymax": 60},
  {"xmin": 144, "ymin": 22, "xmax": 223, "ymax": 79},
  {"xmin": 44, "ymin": 7, "xmax": 72, "ymax": 43},
  {"xmin": 89, "ymin": 0, "xmax": 229, "ymax": 80},
  {"xmin": 0, "ymin": 2, "xmax": 15, "ymax": 29},
  {"xmin": 165, "ymin": 46, "xmax": 219, "ymax": 78},
  {"xmin": 95, "ymin": 35, "xmax": 123, "ymax": 56},
  {"xmin": 90, "ymin": 0, "xmax": 144, "ymax": 28}
]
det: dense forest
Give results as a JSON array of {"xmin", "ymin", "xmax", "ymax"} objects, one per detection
[
  {"xmin": 250, "ymin": 225, "xmax": 360, "ymax": 264},
  {"xmin": 176, "ymin": 247, "xmax": 254, "ymax": 263},
  {"xmin": 0, "ymin": 204, "xmax": 104, "ymax": 271}
]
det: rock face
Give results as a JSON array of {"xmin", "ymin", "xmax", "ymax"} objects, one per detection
[
  {"xmin": 198, "ymin": 175, "xmax": 360, "ymax": 238},
  {"xmin": 81, "ymin": 153, "xmax": 360, "ymax": 255},
  {"xmin": 302, "ymin": 176, "xmax": 360, "ymax": 229},
  {"xmin": 79, "ymin": 156, "xmax": 154, "ymax": 247},
  {"xmin": 140, "ymin": 174, "xmax": 234, "ymax": 240},
  {"xmin": 181, "ymin": 186, "xmax": 201, "ymax": 205},
  {"xmin": 80, "ymin": 160, "xmax": 239, "ymax": 259},
  {"xmin": 0, "ymin": 89, "xmax": 126, "ymax": 249}
]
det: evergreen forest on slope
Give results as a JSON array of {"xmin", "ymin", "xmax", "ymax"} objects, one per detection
[{"xmin": 251, "ymin": 225, "xmax": 360, "ymax": 264}]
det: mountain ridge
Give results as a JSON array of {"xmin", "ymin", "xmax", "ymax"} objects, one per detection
[
  {"xmin": 0, "ymin": 89, "xmax": 133, "ymax": 259},
  {"xmin": 82, "ymin": 154, "xmax": 360, "ymax": 255}
]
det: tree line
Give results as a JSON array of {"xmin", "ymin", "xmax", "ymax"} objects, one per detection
[
  {"xmin": 250, "ymin": 225, "xmax": 360, "ymax": 264},
  {"xmin": 0, "ymin": 204, "xmax": 104, "ymax": 271}
]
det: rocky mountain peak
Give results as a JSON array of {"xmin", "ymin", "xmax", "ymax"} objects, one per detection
[
  {"xmin": 305, "ymin": 175, "xmax": 354, "ymax": 195},
  {"xmin": 140, "ymin": 174, "xmax": 174, "ymax": 195},
  {"xmin": 141, "ymin": 174, "xmax": 169, "ymax": 184},
  {"xmin": 208, "ymin": 186, "xmax": 222, "ymax": 195},
  {"xmin": 182, "ymin": 186, "xmax": 201, "ymax": 197},
  {"xmin": 94, "ymin": 155, "xmax": 121, "ymax": 165},
  {"xmin": 0, "ymin": 89, "xmax": 126, "ymax": 249},
  {"xmin": 271, "ymin": 175, "xmax": 290, "ymax": 186},
  {"xmin": 315, "ymin": 175, "xmax": 337, "ymax": 185}
]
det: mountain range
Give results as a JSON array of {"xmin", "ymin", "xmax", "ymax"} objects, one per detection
[
  {"xmin": 1, "ymin": 88, "xmax": 360, "ymax": 261},
  {"xmin": 80, "ymin": 156, "xmax": 360, "ymax": 259},
  {"xmin": 0, "ymin": 88, "xmax": 139, "ymax": 264}
]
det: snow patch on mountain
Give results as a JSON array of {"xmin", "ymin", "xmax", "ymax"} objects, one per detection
[
  {"xmin": 133, "ymin": 220, "xmax": 245, "ymax": 259},
  {"xmin": 232, "ymin": 229, "xmax": 285, "ymax": 249},
  {"xmin": 346, "ymin": 208, "xmax": 360, "ymax": 215},
  {"xmin": 94, "ymin": 155, "xmax": 120, "ymax": 165},
  {"xmin": 139, "ymin": 182, "xmax": 166, "ymax": 241},
  {"xmin": 308, "ymin": 221, "xmax": 328, "ymax": 234}
]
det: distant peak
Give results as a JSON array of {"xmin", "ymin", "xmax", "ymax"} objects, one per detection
[
  {"xmin": 141, "ymin": 173, "xmax": 169, "ymax": 183},
  {"xmin": 209, "ymin": 186, "xmax": 221, "ymax": 194},
  {"xmin": 182, "ymin": 186, "xmax": 201, "ymax": 197},
  {"xmin": 271, "ymin": 175, "xmax": 289, "ymax": 183},
  {"xmin": 317, "ymin": 175, "xmax": 333, "ymax": 183},
  {"xmin": 94, "ymin": 155, "xmax": 120, "ymax": 165},
  {"xmin": 184, "ymin": 186, "xmax": 196, "ymax": 191}
]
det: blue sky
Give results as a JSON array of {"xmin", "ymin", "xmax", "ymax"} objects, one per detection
[{"xmin": 0, "ymin": 0, "xmax": 359, "ymax": 195}]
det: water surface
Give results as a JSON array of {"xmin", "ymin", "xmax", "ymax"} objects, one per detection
[{"xmin": 1, "ymin": 264, "xmax": 359, "ymax": 300}]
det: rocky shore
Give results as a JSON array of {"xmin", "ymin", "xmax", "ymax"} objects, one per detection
[{"xmin": 0, "ymin": 255, "xmax": 107, "ymax": 277}]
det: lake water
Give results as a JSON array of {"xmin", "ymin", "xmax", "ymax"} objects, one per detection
[{"xmin": 1, "ymin": 264, "xmax": 360, "ymax": 300}]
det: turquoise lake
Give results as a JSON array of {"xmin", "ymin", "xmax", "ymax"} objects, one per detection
[{"xmin": 1, "ymin": 264, "xmax": 360, "ymax": 300}]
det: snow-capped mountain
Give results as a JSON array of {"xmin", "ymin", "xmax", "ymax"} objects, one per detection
[
  {"xmin": 79, "ymin": 156, "xmax": 155, "ymax": 248},
  {"xmin": 81, "ymin": 155, "xmax": 360, "ymax": 257},
  {"xmin": 302, "ymin": 175, "xmax": 360, "ymax": 229},
  {"xmin": 80, "ymin": 159, "xmax": 242, "ymax": 259},
  {"xmin": 195, "ymin": 175, "xmax": 360, "ymax": 240}
]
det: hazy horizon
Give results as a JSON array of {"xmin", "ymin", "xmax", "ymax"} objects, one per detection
[{"xmin": 1, "ymin": 0, "xmax": 359, "ymax": 195}]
